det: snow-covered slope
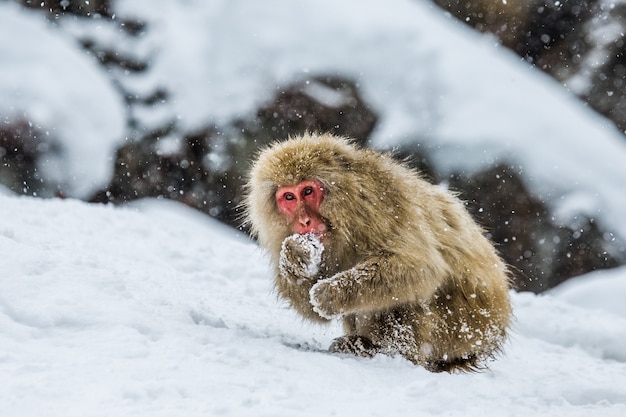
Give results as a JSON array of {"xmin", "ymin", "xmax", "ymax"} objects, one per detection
[
  {"xmin": 1, "ymin": 195, "xmax": 625, "ymax": 416},
  {"xmin": 2, "ymin": 1, "xmax": 625, "ymax": 414}
]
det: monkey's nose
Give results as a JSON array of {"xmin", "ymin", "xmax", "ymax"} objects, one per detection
[{"xmin": 299, "ymin": 216, "xmax": 311, "ymax": 227}]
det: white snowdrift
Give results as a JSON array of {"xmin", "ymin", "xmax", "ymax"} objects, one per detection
[{"xmin": 1, "ymin": 195, "xmax": 625, "ymax": 417}]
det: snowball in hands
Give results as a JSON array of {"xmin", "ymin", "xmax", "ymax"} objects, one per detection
[{"xmin": 279, "ymin": 233, "xmax": 324, "ymax": 281}]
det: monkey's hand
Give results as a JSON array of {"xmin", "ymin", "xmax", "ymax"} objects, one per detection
[
  {"xmin": 310, "ymin": 259, "xmax": 383, "ymax": 319},
  {"xmin": 309, "ymin": 278, "xmax": 342, "ymax": 319},
  {"xmin": 279, "ymin": 234, "xmax": 324, "ymax": 282}
]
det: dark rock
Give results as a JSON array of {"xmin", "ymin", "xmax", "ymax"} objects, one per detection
[
  {"xmin": 18, "ymin": 0, "xmax": 111, "ymax": 18},
  {"xmin": 389, "ymin": 142, "xmax": 437, "ymax": 183},
  {"xmin": 580, "ymin": 3, "xmax": 626, "ymax": 133},
  {"xmin": 515, "ymin": 0, "xmax": 595, "ymax": 72},
  {"xmin": 431, "ymin": 0, "xmax": 626, "ymax": 135},
  {"xmin": 255, "ymin": 75, "xmax": 377, "ymax": 145},
  {"xmin": 431, "ymin": 0, "xmax": 535, "ymax": 49},
  {"xmin": 0, "ymin": 118, "xmax": 61, "ymax": 197}
]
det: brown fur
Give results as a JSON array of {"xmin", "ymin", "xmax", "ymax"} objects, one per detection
[{"xmin": 244, "ymin": 133, "xmax": 512, "ymax": 372}]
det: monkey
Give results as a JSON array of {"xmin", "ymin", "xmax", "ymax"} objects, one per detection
[{"xmin": 244, "ymin": 133, "xmax": 512, "ymax": 372}]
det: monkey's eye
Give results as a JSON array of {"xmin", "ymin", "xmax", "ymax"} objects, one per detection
[
  {"xmin": 303, "ymin": 187, "xmax": 314, "ymax": 197},
  {"xmin": 284, "ymin": 193, "xmax": 296, "ymax": 201}
]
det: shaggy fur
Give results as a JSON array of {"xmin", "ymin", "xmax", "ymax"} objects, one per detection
[{"xmin": 244, "ymin": 133, "xmax": 512, "ymax": 372}]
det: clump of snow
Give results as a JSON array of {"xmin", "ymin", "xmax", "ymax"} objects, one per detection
[
  {"xmin": 0, "ymin": 3, "xmax": 125, "ymax": 198},
  {"xmin": 2, "ymin": 194, "xmax": 626, "ymax": 416},
  {"xmin": 279, "ymin": 233, "xmax": 324, "ymax": 279}
]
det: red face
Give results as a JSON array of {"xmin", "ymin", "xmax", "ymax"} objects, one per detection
[{"xmin": 275, "ymin": 180, "xmax": 327, "ymax": 239}]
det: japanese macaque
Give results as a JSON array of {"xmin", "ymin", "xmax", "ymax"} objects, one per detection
[{"xmin": 244, "ymin": 133, "xmax": 512, "ymax": 372}]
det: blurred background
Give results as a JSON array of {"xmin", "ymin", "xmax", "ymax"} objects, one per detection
[{"xmin": 2, "ymin": 0, "xmax": 626, "ymax": 293}]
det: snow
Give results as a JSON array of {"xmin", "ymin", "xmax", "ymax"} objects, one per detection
[
  {"xmin": 279, "ymin": 233, "xmax": 324, "ymax": 279},
  {"xmin": 2, "ymin": 0, "xmax": 626, "ymax": 239},
  {"xmin": 0, "ymin": 3, "xmax": 126, "ymax": 198},
  {"xmin": 109, "ymin": 0, "xmax": 626, "ymax": 239},
  {"xmin": 1, "ymin": 194, "xmax": 626, "ymax": 416},
  {"xmin": 550, "ymin": 266, "xmax": 626, "ymax": 319},
  {"xmin": 3, "ymin": 1, "xmax": 626, "ymax": 414}
]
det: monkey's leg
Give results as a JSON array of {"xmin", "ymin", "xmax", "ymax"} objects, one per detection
[
  {"xmin": 418, "ymin": 283, "xmax": 509, "ymax": 372},
  {"xmin": 331, "ymin": 310, "xmax": 421, "ymax": 363},
  {"xmin": 328, "ymin": 335, "xmax": 380, "ymax": 358}
]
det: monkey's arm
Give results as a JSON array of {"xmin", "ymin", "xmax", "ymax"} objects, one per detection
[
  {"xmin": 276, "ymin": 234, "xmax": 329, "ymax": 323},
  {"xmin": 309, "ymin": 255, "xmax": 445, "ymax": 319}
]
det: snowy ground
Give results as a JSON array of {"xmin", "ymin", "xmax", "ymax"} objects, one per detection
[
  {"xmin": 3, "ymin": 1, "xmax": 626, "ymax": 414},
  {"xmin": 1, "ymin": 195, "xmax": 625, "ymax": 417}
]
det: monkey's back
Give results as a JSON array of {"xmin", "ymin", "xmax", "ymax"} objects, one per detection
[{"xmin": 314, "ymin": 136, "xmax": 512, "ymax": 369}]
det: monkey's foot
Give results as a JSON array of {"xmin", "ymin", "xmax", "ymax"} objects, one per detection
[{"xmin": 328, "ymin": 335, "xmax": 379, "ymax": 358}]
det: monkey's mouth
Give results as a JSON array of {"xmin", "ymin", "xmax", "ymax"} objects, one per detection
[
  {"xmin": 314, "ymin": 222, "xmax": 331, "ymax": 243},
  {"xmin": 313, "ymin": 231, "xmax": 328, "ymax": 243},
  {"xmin": 295, "ymin": 224, "xmax": 327, "ymax": 242}
]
